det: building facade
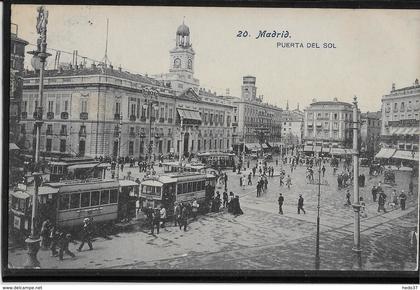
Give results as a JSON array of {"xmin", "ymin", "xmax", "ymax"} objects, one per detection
[
  {"xmin": 280, "ymin": 106, "xmax": 304, "ymax": 146},
  {"xmin": 233, "ymin": 76, "xmax": 283, "ymax": 150},
  {"xmin": 380, "ymin": 80, "xmax": 420, "ymax": 153},
  {"xmin": 360, "ymin": 111, "xmax": 381, "ymax": 157},
  {"xmin": 20, "ymin": 22, "xmax": 236, "ymax": 159},
  {"xmin": 10, "ymin": 23, "xmax": 28, "ymax": 145},
  {"xmin": 303, "ymin": 99, "xmax": 355, "ymax": 151}
]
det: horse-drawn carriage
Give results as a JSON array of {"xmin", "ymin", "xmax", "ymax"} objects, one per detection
[
  {"xmin": 383, "ymin": 169, "xmax": 396, "ymax": 184},
  {"xmin": 369, "ymin": 163, "xmax": 382, "ymax": 176}
]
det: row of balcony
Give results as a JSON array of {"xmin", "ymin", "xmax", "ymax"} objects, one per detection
[{"xmin": 21, "ymin": 111, "xmax": 88, "ymax": 120}]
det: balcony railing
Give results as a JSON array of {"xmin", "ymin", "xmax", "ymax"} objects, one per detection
[
  {"xmin": 140, "ymin": 116, "xmax": 146, "ymax": 122},
  {"xmin": 60, "ymin": 130, "xmax": 67, "ymax": 136},
  {"xmin": 167, "ymin": 118, "xmax": 173, "ymax": 124},
  {"xmin": 113, "ymin": 131, "xmax": 119, "ymax": 138},
  {"xmin": 21, "ymin": 112, "xmax": 27, "ymax": 119},
  {"xmin": 129, "ymin": 132, "xmax": 136, "ymax": 138},
  {"xmin": 150, "ymin": 117, "xmax": 156, "ymax": 122},
  {"xmin": 159, "ymin": 117, "xmax": 165, "ymax": 123},
  {"xmin": 61, "ymin": 112, "xmax": 69, "ymax": 119},
  {"xmin": 79, "ymin": 131, "xmax": 87, "ymax": 137},
  {"xmin": 80, "ymin": 112, "xmax": 88, "ymax": 120},
  {"xmin": 47, "ymin": 112, "xmax": 54, "ymax": 120},
  {"xmin": 46, "ymin": 129, "xmax": 53, "ymax": 136},
  {"xmin": 139, "ymin": 132, "xmax": 146, "ymax": 138},
  {"xmin": 129, "ymin": 115, "xmax": 136, "ymax": 121},
  {"xmin": 231, "ymin": 122, "xmax": 238, "ymax": 127}
]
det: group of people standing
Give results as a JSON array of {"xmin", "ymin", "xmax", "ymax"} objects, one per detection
[{"xmin": 39, "ymin": 217, "xmax": 94, "ymax": 261}]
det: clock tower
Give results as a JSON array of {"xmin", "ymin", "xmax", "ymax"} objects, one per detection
[{"xmin": 154, "ymin": 20, "xmax": 200, "ymax": 94}]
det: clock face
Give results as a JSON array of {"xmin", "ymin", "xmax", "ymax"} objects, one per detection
[
  {"xmin": 174, "ymin": 58, "xmax": 181, "ymax": 68},
  {"xmin": 187, "ymin": 59, "xmax": 192, "ymax": 69}
]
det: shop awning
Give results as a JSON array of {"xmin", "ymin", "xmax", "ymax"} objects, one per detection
[
  {"xmin": 177, "ymin": 108, "xmax": 202, "ymax": 122},
  {"xmin": 322, "ymin": 147, "xmax": 331, "ymax": 153},
  {"xmin": 271, "ymin": 142, "xmax": 284, "ymax": 147},
  {"xmin": 392, "ymin": 150, "xmax": 419, "ymax": 161},
  {"xmin": 245, "ymin": 143, "xmax": 261, "ymax": 151},
  {"xmin": 303, "ymin": 145, "xmax": 313, "ymax": 152},
  {"xmin": 314, "ymin": 146, "xmax": 322, "ymax": 153},
  {"xmin": 9, "ymin": 143, "xmax": 20, "ymax": 150},
  {"xmin": 375, "ymin": 148, "xmax": 396, "ymax": 159}
]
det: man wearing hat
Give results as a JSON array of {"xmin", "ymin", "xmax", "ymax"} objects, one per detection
[
  {"xmin": 278, "ymin": 193, "xmax": 284, "ymax": 215},
  {"xmin": 298, "ymin": 194, "xmax": 306, "ymax": 214},
  {"xmin": 58, "ymin": 232, "xmax": 76, "ymax": 261},
  {"xmin": 78, "ymin": 218, "xmax": 93, "ymax": 251},
  {"xmin": 399, "ymin": 190, "xmax": 407, "ymax": 210}
]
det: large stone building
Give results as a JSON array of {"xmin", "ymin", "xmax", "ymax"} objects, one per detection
[
  {"xmin": 303, "ymin": 98, "xmax": 355, "ymax": 154},
  {"xmin": 233, "ymin": 76, "xmax": 283, "ymax": 152},
  {"xmin": 378, "ymin": 80, "xmax": 420, "ymax": 161},
  {"xmin": 10, "ymin": 23, "xmax": 28, "ymax": 145},
  {"xmin": 360, "ymin": 111, "xmax": 381, "ymax": 157},
  {"xmin": 20, "ymin": 22, "xmax": 235, "ymax": 159}
]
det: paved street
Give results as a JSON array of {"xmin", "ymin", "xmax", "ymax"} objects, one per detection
[{"xmin": 8, "ymin": 159, "xmax": 418, "ymax": 270}]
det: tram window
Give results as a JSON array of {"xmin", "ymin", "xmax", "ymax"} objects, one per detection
[
  {"xmin": 193, "ymin": 182, "xmax": 197, "ymax": 192},
  {"xmin": 188, "ymin": 183, "xmax": 192, "ymax": 192},
  {"xmin": 81, "ymin": 192, "xmax": 90, "ymax": 207},
  {"xmin": 183, "ymin": 183, "xmax": 188, "ymax": 194},
  {"xmin": 197, "ymin": 181, "xmax": 201, "ymax": 191},
  {"xmin": 110, "ymin": 189, "xmax": 118, "ymax": 203},
  {"xmin": 201, "ymin": 181, "xmax": 206, "ymax": 188},
  {"xmin": 91, "ymin": 191, "xmax": 100, "ymax": 206},
  {"xmin": 101, "ymin": 190, "xmax": 110, "ymax": 205},
  {"xmin": 69, "ymin": 193, "xmax": 81, "ymax": 209},
  {"xmin": 177, "ymin": 184, "xmax": 182, "ymax": 195},
  {"xmin": 58, "ymin": 166, "xmax": 63, "ymax": 174},
  {"xmin": 59, "ymin": 194, "xmax": 70, "ymax": 210}
]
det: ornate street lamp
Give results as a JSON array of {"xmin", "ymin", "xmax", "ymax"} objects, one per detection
[{"xmin": 24, "ymin": 6, "xmax": 51, "ymax": 269}]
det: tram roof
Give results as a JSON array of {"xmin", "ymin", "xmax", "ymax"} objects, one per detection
[{"xmin": 141, "ymin": 172, "xmax": 214, "ymax": 185}]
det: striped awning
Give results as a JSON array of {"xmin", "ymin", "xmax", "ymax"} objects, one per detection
[
  {"xmin": 375, "ymin": 148, "xmax": 396, "ymax": 159},
  {"xmin": 392, "ymin": 150, "xmax": 419, "ymax": 161},
  {"xmin": 388, "ymin": 127, "xmax": 420, "ymax": 135},
  {"xmin": 245, "ymin": 143, "xmax": 261, "ymax": 151},
  {"xmin": 177, "ymin": 108, "xmax": 202, "ymax": 122},
  {"xmin": 303, "ymin": 145, "xmax": 313, "ymax": 152}
]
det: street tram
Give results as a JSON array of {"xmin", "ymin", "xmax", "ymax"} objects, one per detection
[
  {"xmin": 49, "ymin": 157, "xmax": 108, "ymax": 182},
  {"xmin": 9, "ymin": 178, "xmax": 139, "ymax": 240},
  {"xmin": 139, "ymin": 172, "xmax": 217, "ymax": 216},
  {"xmin": 196, "ymin": 152, "xmax": 235, "ymax": 169},
  {"xmin": 162, "ymin": 161, "xmax": 208, "ymax": 174}
]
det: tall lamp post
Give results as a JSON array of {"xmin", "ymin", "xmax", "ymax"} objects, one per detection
[
  {"xmin": 179, "ymin": 116, "xmax": 184, "ymax": 165},
  {"xmin": 24, "ymin": 6, "xmax": 51, "ymax": 268},
  {"xmin": 143, "ymin": 88, "xmax": 158, "ymax": 168},
  {"xmin": 352, "ymin": 96, "xmax": 362, "ymax": 268}
]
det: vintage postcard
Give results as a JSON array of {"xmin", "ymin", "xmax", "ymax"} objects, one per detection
[{"xmin": 4, "ymin": 4, "xmax": 419, "ymax": 281}]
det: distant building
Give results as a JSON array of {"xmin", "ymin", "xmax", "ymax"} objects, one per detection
[
  {"xmin": 303, "ymin": 98, "xmax": 356, "ymax": 155},
  {"xmin": 378, "ymin": 80, "xmax": 420, "ymax": 161},
  {"xmin": 360, "ymin": 111, "xmax": 381, "ymax": 157},
  {"xmin": 20, "ymin": 21, "xmax": 236, "ymax": 159},
  {"xmin": 10, "ymin": 23, "xmax": 28, "ymax": 145},
  {"xmin": 233, "ymin": 76, "xmax": 283, "ymax": 153},
  {"xmin": 280, "ymin": 105, "xmax": 304, "ymax": 147}
]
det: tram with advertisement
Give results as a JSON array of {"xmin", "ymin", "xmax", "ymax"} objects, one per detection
[
  {"xmin": 9, "ymin": 178, "xmax": 139, "ymax": 240},
  {"xmin": 196, "ymin": 152, "xmax": 236, "ymax": 169},
  {"xmin": 139, "ymin": 172, "xmax": 217, "ymax": 217},
  {"xmin": 162, "ymin": 161, "xmax": 208, "ymax": 174}
]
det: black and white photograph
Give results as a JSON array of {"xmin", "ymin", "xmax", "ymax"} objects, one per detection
[{"xmin": 3, "ymin": 3, "xmax": 420, "ymax": 281}]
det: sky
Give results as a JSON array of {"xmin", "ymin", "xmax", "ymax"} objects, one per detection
[{"xmin": 11, "ymin": 5, "xmax": 420, "ymax": 112}]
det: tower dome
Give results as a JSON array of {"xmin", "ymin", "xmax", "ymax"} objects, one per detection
[{"xmin": 176, "ymin": 23, "xmax": 190, "ymax": 36}]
